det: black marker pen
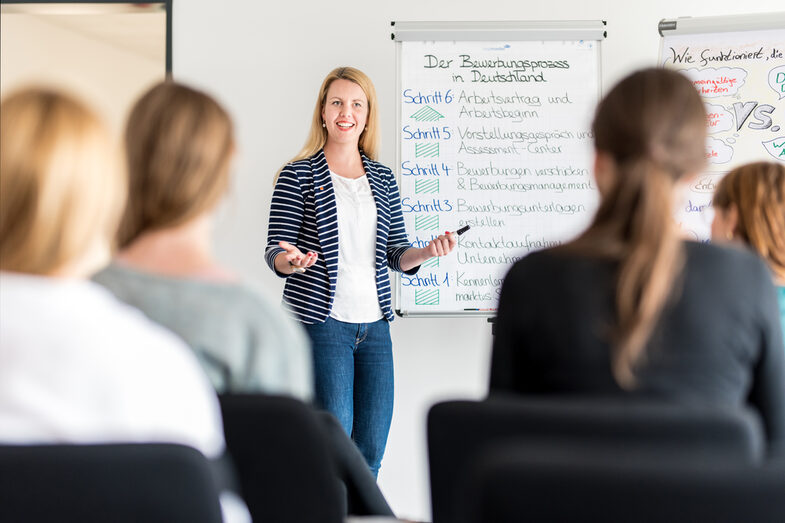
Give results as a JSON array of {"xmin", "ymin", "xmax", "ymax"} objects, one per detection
[{"xmin": 456, "ymin": 225, "xmax": 471, "ymax": 236}]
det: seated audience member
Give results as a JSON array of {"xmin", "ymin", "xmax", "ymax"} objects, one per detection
[
  {"xmin": 711, "ymin": 162, "xmax": 785, "ymax": 339},
  {"xmin": 489, "ymin": 69, "xmax": 785, "ymax": 456},
  {"xmin": 93, "ymin": 81, "xmax": 394, "ymax": 516},
  {"xmin": 0, "ymin": 87, "xmax": 249, "ymax": 517},
  {"xmin": 92, "ymin": 81, "xmax": 312, "ymax": 399}
]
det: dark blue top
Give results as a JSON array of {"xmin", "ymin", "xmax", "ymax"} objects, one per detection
[{"xmin": 265, "ymin": 150, "xmax": 417, "ymax": 324}]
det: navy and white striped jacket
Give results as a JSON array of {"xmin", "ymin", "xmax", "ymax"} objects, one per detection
[{"xmin": 265, "ymin": 150, "xmax": 417, "ymax": 324}]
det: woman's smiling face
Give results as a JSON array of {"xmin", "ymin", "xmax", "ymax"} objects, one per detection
[{"xmin": 321, "ymin": 79, "xmax": 368, "ymax": 148}]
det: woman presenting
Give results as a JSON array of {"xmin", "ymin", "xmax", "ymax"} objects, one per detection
[{"xmin": 266, "ymin": 66, "xmax": 455, "ymax": 476}]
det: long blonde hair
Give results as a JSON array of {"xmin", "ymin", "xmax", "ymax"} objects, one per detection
[
  {"xmin": 568, "ymin": 68, "xmax": 708, "ymax": 387},
  {"xmin": 275, "ymin": 67, "xmax": 379, "ymax": 183},
  {"xmin": 119, "ymin": 81, "xmax": 235, "ymax": 248},
  {"xmin": 0, "ymin": 87, "xmax": 125, "ymax": 276},
  {"xmin": 713, "ymin": 162, "xmax": 785, "ymax": 282}
]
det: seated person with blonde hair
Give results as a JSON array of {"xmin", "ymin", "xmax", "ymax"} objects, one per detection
[
  {"xmin": 0, "ymin": 87, "xmax": 242, "ymax": 509},
  {"xmin": 712, "ymin": 161, "xmax": 785, "ymax": 339},
  {"xmin": 93, "ymin": 81, "xmax": 312, "ymax": 398}
]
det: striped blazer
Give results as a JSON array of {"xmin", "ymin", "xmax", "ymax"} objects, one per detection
[{"xmin": 265, "ymin": 150, "xmax": 417, "ymax": 324}]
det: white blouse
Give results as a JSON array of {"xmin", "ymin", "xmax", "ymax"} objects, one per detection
[{"xmin": 329, "ymin": 171, "xmax": 384, "ymax": 323}]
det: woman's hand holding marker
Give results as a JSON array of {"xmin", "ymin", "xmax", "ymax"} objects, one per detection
[
  {"xmin": 278, "ymin": 240, "xmax": 317, "ymax": 274},
  {"xmin": 424, "ymin": 229, "xmax": 461, "ymax": 258},
  {"xmin": 398, "ymin": 225, "xmax": 467, "ymax": 271}
]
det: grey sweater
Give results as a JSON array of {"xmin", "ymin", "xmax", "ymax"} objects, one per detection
[{"xmin": 94, "ymin": 263, "xmax": 313, "ymax": 401}]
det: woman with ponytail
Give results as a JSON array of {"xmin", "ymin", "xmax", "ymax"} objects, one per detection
[{"xmin": 489, "ymin": 68, "xmax": 785, "ymax": 455}]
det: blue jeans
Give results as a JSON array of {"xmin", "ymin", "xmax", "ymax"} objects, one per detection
[{"xmin": 304, "ymin": 317, "xmax": 393, "ymax": 478}]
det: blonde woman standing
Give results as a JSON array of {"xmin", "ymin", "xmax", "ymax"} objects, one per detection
[
  {"xmin": 95, "ymin": 81, "xmax": 395, "ymax": 516},
  {"xmin": 489, "ymin": 69, "xmax": 785, "ymax": 456},
  {"xmin": 266, "ymin": 67, "xmax": 456, "ymax": 476}
]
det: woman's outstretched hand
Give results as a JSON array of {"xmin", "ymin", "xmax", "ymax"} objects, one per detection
[{"xmin": 275, "ymin": 241, "xmax": 318, "ymax": 274}]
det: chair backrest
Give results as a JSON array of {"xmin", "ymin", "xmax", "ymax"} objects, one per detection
[
  {"xmin": 428, "ymin": 397, "xmax": 764, "ymax": 523},
  {"xmin": 218, "ymin": 393, "xmax": 344, "ymax": 523},
  {"xmin": 463, "ymin": 444, "xmax": 785, "ymax": 523},
  {"xmin": 0, "ymin": 443, "xmax": 223, "ymax": 523}
]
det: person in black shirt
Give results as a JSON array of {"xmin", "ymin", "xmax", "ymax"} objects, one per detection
[{"xmin": 490, "ymin": 68, "xmax": 785, "ymax": 456}]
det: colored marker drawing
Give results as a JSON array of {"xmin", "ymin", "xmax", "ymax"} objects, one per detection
[
  {"xmin": 415, "ymin": 142, "xmax": 439, "ymax": 158},
  {"xmin": 415, "ymin": 289, "xmax": 439, "ymax": 306},
  {"xmin": 769, "ymin": 65, "xmax": 785, "ymax": 100},
  {"xmin": 682, "ymin": 67, "xmax": 747, "ymax": 98},
  {"xmin": 422, "ymin": 257, "xmax": 439, "ymax": 268},
  {"xmin": 705, "ymin": 103, "xmax": 734, "ymax": 134},
  {"xmin": 762, "ymin": 137, "xmax": 785, "ymax": 161},
  {"xmin": 415, "ymin": 214, "xmax": 439, "ymax": 231},
  {"xmin": 410, "ymin": 105, "xmax": 445, "ymax": 122},
  {"xmin": 415, "ymin": 179, "xmax": 439, "ymax": 194},
  {"xmin": 705, "ymin": 136, "xmax": 734, "ymax": 164}
]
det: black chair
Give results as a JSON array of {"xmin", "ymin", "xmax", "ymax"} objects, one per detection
[
  {"xmin": 218, "ymin": 394, "xmax": 344, "ymax": 523},
  {"xmin": 462, "ymin": 444, "xmax": 785, "ymax": 523},
  {"xmin": 313, "ymin": 409, "xmax": 395, "ymax": 516},
  {"xmin": 428, "ymin": 397, "xmax": 764, "ymax": 523},
  {"xmin": 0, "ymin": 443, "xmax": 223, "ymax": 523}
]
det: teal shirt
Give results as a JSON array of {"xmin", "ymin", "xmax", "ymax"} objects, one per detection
[{"xmin": 778, "ymin": 286, "xmax": 785, "ymax": 346}]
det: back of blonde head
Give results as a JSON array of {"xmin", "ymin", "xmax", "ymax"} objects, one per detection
[
  {"xmin": 0, "ymin": 87, "xmax": 125, "ymax": 276},
  {"xmin": 713, "ymin": 162, "xmax": 785, "ymax": 282},
  {"xmin": 571, "ymin": 68, "xmax": 708, "ymax": 387},
  {"xmin": 119, "ymin": 81, "xmax": 235, "ymax": 248}
]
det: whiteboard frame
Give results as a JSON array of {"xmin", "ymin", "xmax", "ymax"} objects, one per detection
[
  {"xmin": 393, "ymin": 20, "xmax": 606, "ymax": 318},
  {"xmin": 658, "ymin": 12, "xmax": 785, "ymax": 36},
  {"xmin": 392, "ymin": 20, "xmax": 607, "ymax": 42}
]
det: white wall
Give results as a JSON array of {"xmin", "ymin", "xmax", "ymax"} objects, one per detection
[{"xmin": 172, "ymin": 2, "xmax": 783, "ymax": 520}]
